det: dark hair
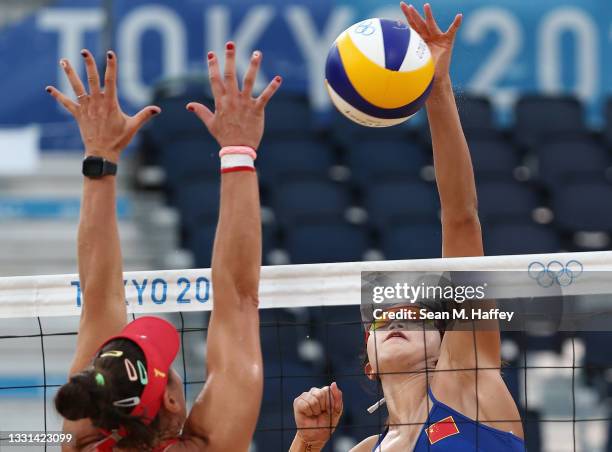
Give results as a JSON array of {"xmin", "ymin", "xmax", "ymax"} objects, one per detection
[{"xmin": 55, "ymin": 339, "xmax": 164, "ymax": 450}]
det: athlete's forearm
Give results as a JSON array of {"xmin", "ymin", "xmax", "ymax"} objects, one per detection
[
  {"xmin": 211, "ymin": 170, "xmax": 261, "ymax": 304},
  {"xmin": 426, "ymin": 76, "xmax": 478, "ymax": 222},
  {"xmin": 77, "ymin": 165, "xmax": 125, "ymax": 312}
]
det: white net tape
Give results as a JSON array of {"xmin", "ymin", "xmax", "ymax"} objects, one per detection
[{"xmin": 1, "ymin": 251, "xmax": 611, "ymax": 319}]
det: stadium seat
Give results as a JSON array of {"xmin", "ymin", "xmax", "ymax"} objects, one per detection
[
  {"xmin": 265, "ymin": 92, "xmax": 312, "ymax": 135},
  {"xmin": 159, "ymin": 138, "xmax": 219, "ymax": 188},
  {"xmin": 604, "ymin": 98, "xmax": 612, "ymax": 147},
  {"xmin": 537, "ymin": 139, "xmax": 611, "ymax": 189},
  {"xmin": 553, "ymin": 182, "xmax": 612, "ymax": 232},
  {"xmin": 257, "ymin": 138, "xmax": 334, "ymax": 185},
  {"xmin": 514, "ymin": 95, "xmax": 587, "ymax": 149},
  {"xmin": 273, "ymin": 180, "xmax": 351, "ymax": 226},
  {"xmin": 348, "ymin": 140, "xmax": 429, "ymax": 187},
  {"xmin": 456, "ymin": 94, "xmax": 496, "ymax": 132},
  {"xmin": 310, "ymin": 305, "xmax": 364, "ymax": 367},
  {"xmin": 477, "ymin": 181, "xmax": 541, "ymax": 223},
  {"xmin": 189, "ymin": 222, "xmax": 277, "ymax": 267},
  {"xmin": 174, "ymin": 180, "xmax": 220, "ymax": 229},
  {"xmin": 365, "ymin": 181, "xmax": 439, "ymax": 228},
  {"xmin": 469, "ymin": 138, "xmax": 521, "ymax": 178},
  {"xmin": 380, "ymin": 222, "xmax": 441, "ymax": 260},
  {"xmin": 285, "ymin": 222, "xmax": 368, "ymax": 264},
  {"xmin": 483, "ymin": 224, "xmax": 561, "ymax": 255}
]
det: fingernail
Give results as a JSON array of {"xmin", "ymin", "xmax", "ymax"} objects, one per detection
[
  {"xmin": 226, "ymin": 42, "xmax": 234, "ymax": 50},
  {"xmin": 45, "ymin": 87, "xmax": 52, "ymax": 93},
  {"xmin": 107, "ymin": 51, "xmax": 114, "ymax": 60},
  {"xmin": 80, "ymin": 50, "xmax": 87, "ymax": 57},
  {"xmin": 59, "ymin": 60, "xmax": 67, "ymax": 68},
  {"xmin": 207, "ymin": 52, "xmax": 214, "ymax": 60},
  {"xmin": 151, "ymin": 109, "xmax": 159, "ymax": 115},
  {"xmin": 252, "ymin": 51, "xmax": 260, "ymax": 58},
  {"xmin": 187, "ymin": 106, "xmax": 194, "ymax": 112},
  {"xmin": 275, "ymin": 76, "xmax": 282, "ymax": 83}
]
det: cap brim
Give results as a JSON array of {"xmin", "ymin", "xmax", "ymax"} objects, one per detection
[{"xmin": 118, "ymin": 316, "xmax": 179, "ymax": 371}]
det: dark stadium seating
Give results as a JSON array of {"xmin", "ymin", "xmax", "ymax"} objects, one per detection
[
  {"xmin": 514, "ymin": 95, "xmax": 587, "ymax": 149},
  {"xmin": 285, "ymin": 222, "xmax": 368, "ymax": 264},
  {"xmin": 174, "ymin": 180, "xmax": 220, "ymax": 229},
  {"xmin": 380, "ymin": 222, "xmax": 441, "ymax": 260},
  {"xmin": 364, "ymin": 181, "xmax": 439, "ymax": 228},
  {"xmin": 537, "ymin": 139, "xmax": 611, "ymax": 189},
  {"xmin": 272, "ymin": 180, "xmax": 351, "ymax": 226},
  {"xmin": 469, "ymin": 138, "xmax": 521, "ymax": 179},
  {"xmin": 477, "ymin": 181, "xmax": 541, "ymax": 223},
  {"xmin": 483, "ymin": 224, "xmax": 561, "ymax": 255},
  {"xmin": 159, "ymin": 138, "xmax": 219, "ymax": 187},
  {"xmin": 604, "ymin": 98, "xmax": 612, "ymax": 147},
  {"xmin": 347, "ymin": 140, "xmax": 429, "ymax": 187},
  {"xmin": 553, "ymin": 182, "xmax": 612, "ymax": 232},
  {"xmin": 257, "ymin": 137, "xmax": 335, "ymax": 185},
  {"xmin": 264, "ymin": 92, "xmax": 313, "ymax": 135}
]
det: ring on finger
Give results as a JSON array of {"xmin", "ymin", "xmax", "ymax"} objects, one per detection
[{"xmin": 77, "ymin": 93, "xmax": 88, "ymax": 100}]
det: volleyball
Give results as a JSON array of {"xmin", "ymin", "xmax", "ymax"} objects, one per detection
[{"xmin": 325, "ymin": 18, "xmax": 435, "ymax": 127}]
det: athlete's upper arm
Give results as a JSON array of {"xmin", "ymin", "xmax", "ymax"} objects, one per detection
[
  {"xmin": 68, "ymin": 296, "xmax": 128, "ymax": 376},
  {"xmin": 182, "ymin": 299, "xmax": 262, "ymax": 451}
]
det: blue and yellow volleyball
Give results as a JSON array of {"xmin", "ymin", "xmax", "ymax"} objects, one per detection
[{"xmin": 325, "ymin": 18, "xmax": 435, "ymax": 127}]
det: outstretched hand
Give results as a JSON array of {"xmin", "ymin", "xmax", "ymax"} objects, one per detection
[
  {"xmin": 401, "ymin": 2, "xmax": 462, "ymax": 81},
  {"xmin": 46, "ymin": 50, "xmax": 160, "ymax": 162},
  {"xmin": 187, "ymin": 42, "xmax": 282, "ymax": 151}
]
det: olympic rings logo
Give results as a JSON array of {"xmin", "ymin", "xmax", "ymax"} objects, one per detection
[
  {"xmin": 527, "ymin": 260, "xmax": 583, "ymax": 287},
  {"xmin": 354, "ymin": 21, "xmax": 375, "ymax": 36}
]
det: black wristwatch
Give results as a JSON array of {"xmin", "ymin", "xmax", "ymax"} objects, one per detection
[{"xmin": 82, "ymin": 156, "xmax": 118, "ymax": 178}]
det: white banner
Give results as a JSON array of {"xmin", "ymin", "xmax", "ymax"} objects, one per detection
[{"xmin": 0, "ymin": 251, "xmax": 611, "ymax": 319}]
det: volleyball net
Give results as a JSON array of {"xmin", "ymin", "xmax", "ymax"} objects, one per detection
[{"xmin": 1, "ymin": 251, "xmax": 612, "ymax": 451}]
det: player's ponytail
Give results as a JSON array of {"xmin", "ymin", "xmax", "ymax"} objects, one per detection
[{"xmin": 55, "ymin": 339, "xmax": 163, "ymax": 450}]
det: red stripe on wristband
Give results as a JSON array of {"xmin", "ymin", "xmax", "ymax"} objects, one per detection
[{"xmin": 221, "ymin": 166, "xmax": 257, "ymax": 174}]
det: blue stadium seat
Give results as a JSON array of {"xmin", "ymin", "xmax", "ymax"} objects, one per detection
[
  {"xmin": 188, "ymin": 223, "xmax": 216, "ymax": 268},
  {"xmin": 189, "ymin": 223, "xmax": 277, "ymax": 267},
  {"xmin": 477, "ymin": 181, "xmax": 541, "ymax": 223},
  {"xmin": 310, "ymin": 306, "xmax": 364, "ymax": 367},
  {"xmin": 160, "ymin": 138, "xmax": 219, "ymax": 188},
  {"xmin": 483, "ymin": 224, "xmax": 561, "ymax": 255},
  {"xmin": 553, "ymin": 182, "xmax": 612, "ymax": 232},
  {"xmin": 348, "ymin": 140, "xmax": 428, "ymax": 187},
  {"xmin": 273, "ymin": 180, "xmax": 351, "ymax": 226},
  {"xmin": 469, "ymin": 138, "xmax": 521, "ymax": 178},
  {"xmin": 365, "ymin": 181, "xmax": 439, "ymax": 228},
  {"xmin": 174, "ymin": 181, "xmax": 220, "ymax": 229},
  {"xmin": 265, "ymin": 92, "xmax": 312, "ymax": 135},
  {"xmin": 456, "ymin": 94, "xmax": 495, "ymax": 132},
  {"xmin": 514, "ymin": 95, "xmax": 587, "ymax": 149},
  {"xmin": 285, "ymin": 222, "xmax": 368, "ymax": 264},
  {"xmin": 537, "ymin": 139, "xmax": 611, "ymax": 188},
  {"xmin": 258, "ymin": 138, "xmax": 334, "ymax": 185},
  {"xmin": 380, "ymin": 223, "xmax": 441, "ymax": 260},
  {"xmin": 604, "ymin": 98, "xmax": 612, "ymax": 147}
]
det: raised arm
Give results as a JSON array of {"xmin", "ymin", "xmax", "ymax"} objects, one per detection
[
  {"xmin": 402, "ymin": 3, "xmax": 499, "ymax": 368},
  {"xmin": 46, "ymin": 50, "xmax": 160, "ymax": 376},
  {"xmin": 181, "ymin": 43, "xmax": 281, "ymax": 451}
]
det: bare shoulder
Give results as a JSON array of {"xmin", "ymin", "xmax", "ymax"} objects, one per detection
[{"xmin": 350, "ymin": 434, "xmax": 379, "ymax": 451}]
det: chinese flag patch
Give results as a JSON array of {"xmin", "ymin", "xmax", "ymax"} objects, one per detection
[{"xmin": 425, "ymin": 416, "xmax": 460, "ymax": 444}]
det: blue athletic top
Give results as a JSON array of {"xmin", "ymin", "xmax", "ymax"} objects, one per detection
[{"xmin": 372, "ymin": 387, "xmax": 525, "ymax": 451}]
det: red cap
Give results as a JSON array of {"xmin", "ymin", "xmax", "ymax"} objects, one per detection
[{"xmin": 94, "ymin": 316, "xmax": 179, "ymax": 450}]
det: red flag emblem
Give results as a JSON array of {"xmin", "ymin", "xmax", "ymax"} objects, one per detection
[{"xmin": 425, "ymin": 416, "xmax": 460, "ymax": 444}]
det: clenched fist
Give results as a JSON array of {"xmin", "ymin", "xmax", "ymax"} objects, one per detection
[{"xmin": 293, "ymin": 382, "xmax": 343, "ymax": 448}]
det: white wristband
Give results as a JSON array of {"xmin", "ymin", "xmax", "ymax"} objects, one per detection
[{"xmin": 220, "ymin": 154, "xmax": 255, "ymax": 173}]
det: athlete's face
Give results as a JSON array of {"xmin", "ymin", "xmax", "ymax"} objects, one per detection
[{"xmin": 365, "ymin": 308, "xmax": 441, "ymax": 378}]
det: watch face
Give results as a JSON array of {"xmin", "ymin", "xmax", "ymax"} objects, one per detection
[{"xmin": 83, "ymin": 158, "xmax": 104, "ymax": 176}]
